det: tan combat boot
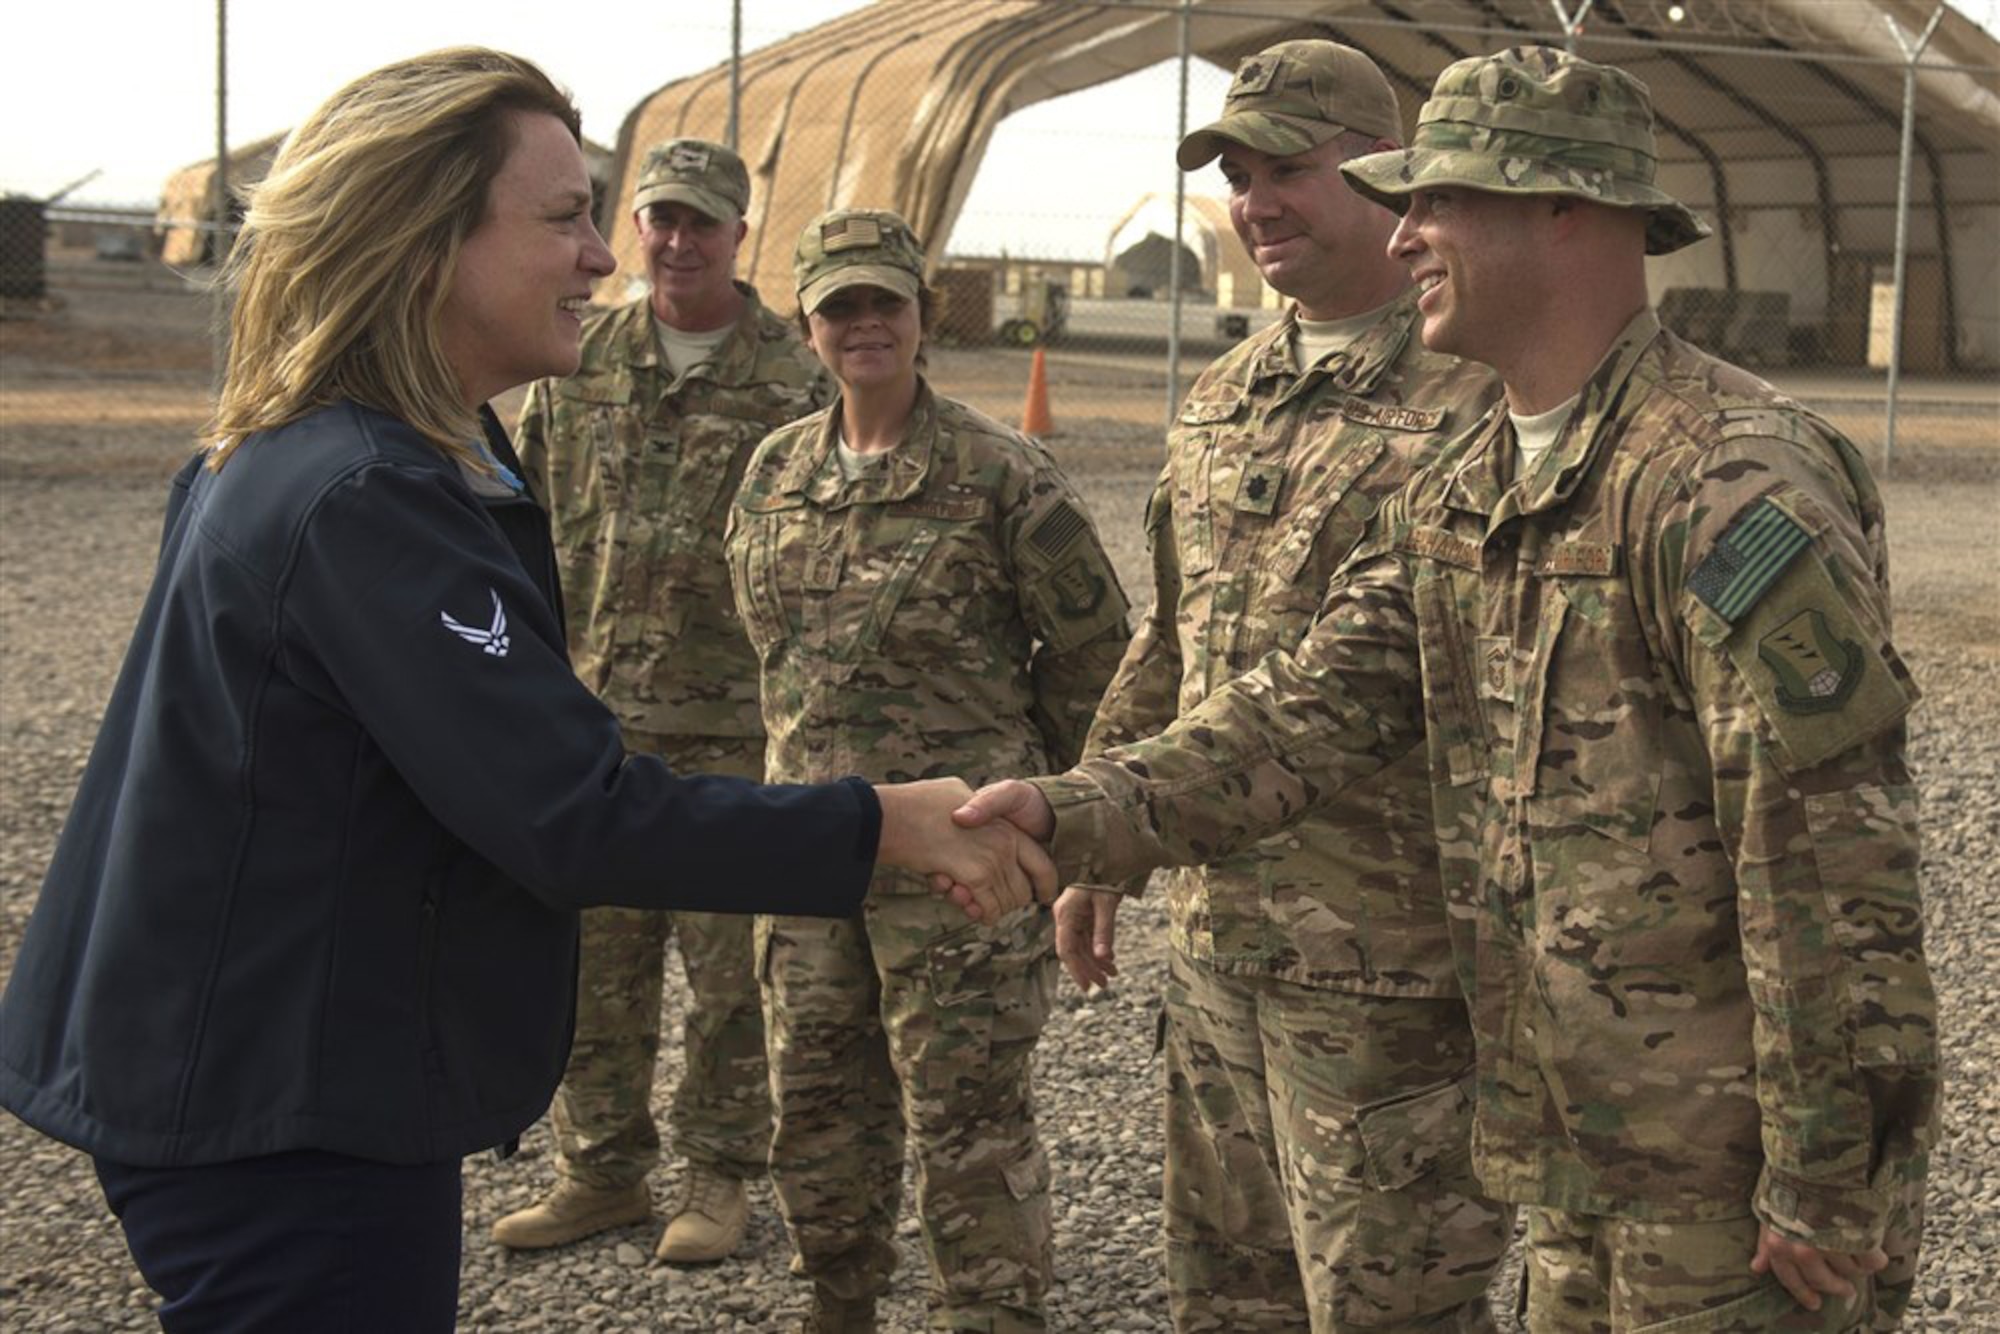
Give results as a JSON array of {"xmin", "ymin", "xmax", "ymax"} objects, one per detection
[
  {"xmin": 654, "ymin": 1167, "xmax": 750, "ymax": 1263},
  {"xmin": 490, "ymin": 1179, "xmax": 651, "ymax": 1250}
]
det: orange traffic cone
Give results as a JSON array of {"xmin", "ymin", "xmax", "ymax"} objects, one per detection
[{"xmin": 1020, "ymin": 346, "xmax": 1054, "ymax": 437}]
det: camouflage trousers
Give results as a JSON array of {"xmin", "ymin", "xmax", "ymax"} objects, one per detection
[
  {"xmin": 1162, "ymin": 951, "xmax": 1509, "ymax": 1333},
  {"xmin": 1522, "ymin": 1199, "xmax": 1924, "ymax": 1333},
  {"xmin": 549, "ymin": 733, "xmax": 771, "ymax": 1187},
  {"xmin": 758, "ymin": 892, "xmax": 1057, "ymax": 1332}
]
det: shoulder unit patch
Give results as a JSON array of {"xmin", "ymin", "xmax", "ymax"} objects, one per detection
[
  {"xmin": 1688, "ymin": 498, "xmax": 1809, "ymax": 622},
  {"xmin": 1757, "ymin": 609, "xmax": 1864, "ymax": 714},
  {"xmin": 1051, "ymin": 560, "xmax": 1108, "ymax": 618}
]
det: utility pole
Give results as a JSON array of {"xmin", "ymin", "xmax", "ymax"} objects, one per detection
[{"xmin": 1881, "ymin": 2, "xmax": 1946, "ymax": 476}]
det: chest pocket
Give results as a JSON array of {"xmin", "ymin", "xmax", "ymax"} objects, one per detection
[
  {"xmin": 1245, "ymin": 435, "xmax": 1390, "ymax": 663},
  {"xmin": 732, "ymin": 500, "xmax": 992, "ymax": 671},
  {"xmin": 853, "ymin": 500, "xmax": 996, "ymax": 663},
  {"xmin": 1529, "ymin": 569, "xmax": 1662, "ymax": 851},
  {"xmin": 729, "ymin": 497, "xmax": 805, "ymax": 655},
  {"xmin": 542, "ymin": 374, "xmax": 633, "ymax": 550},
  {"xmin": 1170, "ymin": 398, "xmax": 1243, "ymax": 577},
  {"xmin": 644, "ymin": 382, "xmax": 804, "ymax": 557},
  {"xmin": 1263, "ymin": 435, "xmax": 1386, "ymax": 586},
  {"xmin": 848, "ymin": 524, "xmax": 946, "ymax": 661},
  {"xmin": 1412, "ymin": 560, "xmax": 1489, "ymax": 788}
]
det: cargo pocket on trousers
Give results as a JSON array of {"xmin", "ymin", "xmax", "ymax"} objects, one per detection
[
  {"xmin": 913, "ymin": 910, "xmax": 1053, "ymax": 1108},
  {"xmin": 1632, "ymin": 1275, "xmax": 1869, "ymax": 1333},
  {"xmin": 1339, "ymin": 1069, "xmax": 1504, "ymax": 1328},
  {"xmin": 911, "ymin": 919, "xmax": 1004, "ymax": 1105},
  {"xmin": 1002, "ymin": 1142, "xmax": 1056, "ymax": 1271}
]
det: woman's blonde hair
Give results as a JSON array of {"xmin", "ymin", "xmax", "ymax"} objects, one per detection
[{"xmin": 206, "ymin": 47, "xmax": 580, "ymax": 469}]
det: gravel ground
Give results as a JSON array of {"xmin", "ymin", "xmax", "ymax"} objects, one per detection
[{"xmin": 2, "ymin": 285, "xmax": 1996, "ymax": 1331}]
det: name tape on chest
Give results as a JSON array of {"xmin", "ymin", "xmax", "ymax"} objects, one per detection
[
  {"xmin": 1339, "ymin": 400, "xmax": 1446, "ymax": 433},
  {"xmin": 891, "ymin": 497, "xmax": 987, "ymax": 522},
  {"xmin": 1398, "ymin": 524, "xmax": 1481, "ymax": 570},
  {"xmin": 1535, "ymin": 542, "xmax": 1618, "ymax": 577}
]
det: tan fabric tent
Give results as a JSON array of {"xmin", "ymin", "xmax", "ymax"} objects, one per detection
[
  {"xmin": 156, "ymin": 133, "xmax": 286, "ymax": 267},
  {"xmin": 607, "ymin": 0, "xmax": 1998, "ymax": 366},
  {"xmin": 157, "ymin": 136, "xmax": 617, "ymax": 269}
]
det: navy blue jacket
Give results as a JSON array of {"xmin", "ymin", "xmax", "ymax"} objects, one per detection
[{"xmin": 0, "ymin": 402, "xmax": 877, "ymax": 1167}]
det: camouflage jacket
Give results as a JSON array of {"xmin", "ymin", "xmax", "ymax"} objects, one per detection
[
  {"xmin": 729, "ymin": 382, "xmax": 1130, "ymax": 893},
  {"xmin": 1086, "ymin": 291, "xmax": 1500, "ymax": 994},
  {"xmin": 1035, "ymin": 311, "xmax": 1937, "ymax": 1245},
  {"xmin": 515, "ymin": 285, "xmax": 830, "ymax": 738}
]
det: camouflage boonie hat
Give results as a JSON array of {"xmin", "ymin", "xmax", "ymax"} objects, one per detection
[
  {"xmin": 631, "ymin": 138, "xmax": 750, "ymax": 222},
  {"xmin": 794, "ymin": 208, "xmax": 926, "ymax": 314},
  {"xmin": 1340, "ymin": 46, "xmax": 1710, "ymax": 255},
  {"xmin": 1177, "ymin": 40, "xmax": 1404, "ymax": 171}
]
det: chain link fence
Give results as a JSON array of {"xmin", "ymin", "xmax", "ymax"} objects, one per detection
[{"xmin": 3, "ymin": 0, "xmax": 1994, "ymax": 473}]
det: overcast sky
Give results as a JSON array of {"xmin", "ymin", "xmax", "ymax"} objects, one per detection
[{"xmin": 6, "ymin": 0, "xmax": 1995, "ymax": 263}]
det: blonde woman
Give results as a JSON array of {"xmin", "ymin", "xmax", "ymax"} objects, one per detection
[
  {"xmin": 728, "ymin": 210, "xmax": 1130, "ymax": 1332},
  {"xmin": 0, "ymin": 53, "xmax": 1046, "ymax": 1332}
]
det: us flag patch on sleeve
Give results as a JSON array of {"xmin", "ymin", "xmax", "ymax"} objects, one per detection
[
  {"xmin": 1028, "ymin": 502, "xmax": 1088, "ymax": 559},
  {"xmin": 1688, "ymin": 498, "xmax": 1810, "ymax": 622}
]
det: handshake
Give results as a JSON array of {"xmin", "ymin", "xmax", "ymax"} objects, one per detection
[{"xmin": 872, "ymin": 777, "xmax": 1060, "ymax": 921}]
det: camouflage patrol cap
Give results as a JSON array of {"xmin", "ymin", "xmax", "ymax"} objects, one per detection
[
  {"xmin": 631, "ymin": 138, "xmax": 750, "ymax": 223},
  {"xmin": 794, "ymin": 208, "xmax": 926, "ymax": 315},
  {"xmin": 1177, "ymin": 40, "xmax": 1404, "ymax": 171},
  {"xmin": 1340, "ymin": 46, "xmax": 1710, "ymax": 255}
]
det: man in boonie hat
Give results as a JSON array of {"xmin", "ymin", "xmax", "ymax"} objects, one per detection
[
  {"xmin": 1333, "ymin": 45, "xmax": 1934, "ymax": 1331},
  {"xmin": 1342, "ymin": 44, "xmax": 1709, "ymax": 256},
  {"xmin": 953, "ymin": 42, "xmax": 1935, "ymax": 1334},
  {"xmin": 496, "ymin": 135, "xmax": 831, "ymax": 1265},
  {"xmin": 1060, "ymin": 36, "xmax": 1510, "ymax": 1334}
]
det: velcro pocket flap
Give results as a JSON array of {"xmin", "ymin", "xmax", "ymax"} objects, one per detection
[{"xmin": 1354, "ymin": 1068, "xmax": 1476, "ymax": 1192}]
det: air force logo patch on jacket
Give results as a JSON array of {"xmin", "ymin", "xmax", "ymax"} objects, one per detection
[{"xmin": 441, "ymin": 589, "xmax": 511, "ymax": 657}]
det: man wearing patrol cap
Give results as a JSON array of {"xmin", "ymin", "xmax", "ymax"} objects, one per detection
[
  {"xmin": 959, "ymin": 45, "xmax": 1937, "ymax": 1332},
  {"xmin": 1058, "ymin": 37, "xmax": 1508, "ymax": 1333},
  {"xmin": 495, "ymin": 138, "xmax": 831, "ymax": 1262}
]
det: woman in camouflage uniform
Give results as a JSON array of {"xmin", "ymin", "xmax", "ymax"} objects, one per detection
[{"xmin": 727, "ymin": 209, "xmax": 1131, "ymax": 1334}]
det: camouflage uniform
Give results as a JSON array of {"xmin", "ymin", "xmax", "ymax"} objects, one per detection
[
  {"xmin": 729, "ymin": 377, "xmax": 1130, "ymax": 1329},
  {"xmin": 1084, "ymin": 289, "xmax": 1509, "ymax": 1331},
  {"xmin": 515, "ymin": 283, "xmax": 830, "ymax": 1189},
  {"xmin": 1035, "ymin": 49, "xmax": 1937, "ymax": 1334}
]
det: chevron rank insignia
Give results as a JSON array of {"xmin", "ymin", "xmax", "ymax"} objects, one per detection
[
  {"xmin": 1688, "ymin": 498, "xmax": 1809, "ymax": 622},
  {"xmin": 1757, "ymin": 608, "xmax": 1863, "ymax": 714}
]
